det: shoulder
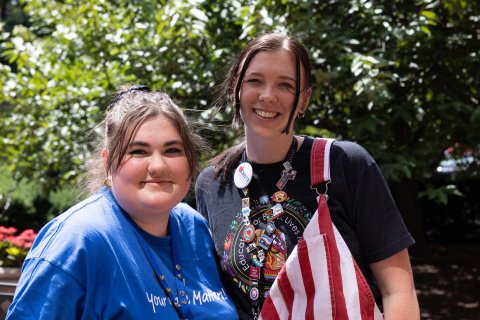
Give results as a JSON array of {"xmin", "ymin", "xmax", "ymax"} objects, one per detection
[
  {"xmin": 171, "ymin": 202, "xmax": 208, "ymax": 227},
  {"xmin": 331, "ymin": 140, "xmax": 376, "ymax": 167},
  {"xmin": 51, "ymin": 188, "xmax": 118, "ymax": 233},
  {"xmin": 28, "ymin": 188, "xmax": 120, "ymax": 260},
  {"xmin": 195, "ymin": 165, "xmax": 229, "ymax": 201},
  {"xmin": 170, "ymin": 203, "xmax": 214, "ymax": 251},
  {"xmin": 304, "ymin": 136, "xmax": 375, "ymax": 168},
  {"xmin": 305, "ymin": 137, "xmax": 378, "ymax": 188},
  {"xmin": 196, "ymin": 165, "xmax": 216, "ymax": 186}
]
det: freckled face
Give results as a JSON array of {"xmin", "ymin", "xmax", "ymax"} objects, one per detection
[
  {"xmin": 110, "ymin": 115, "xmax": 190, "ymax": 223},
  {"xmin": 239, "ymin": 50, "xmax": 309, "ymax": 139}
]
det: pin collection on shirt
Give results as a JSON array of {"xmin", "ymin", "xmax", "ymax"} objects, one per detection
[{"xmin": 233, "ymin": 138, "xmax": 298, "ymax": 318}]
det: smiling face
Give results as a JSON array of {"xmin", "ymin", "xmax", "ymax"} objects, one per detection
[
  {"xmin": 110, "ymin": 114, "xmax": 191, "ymax": 232},
  {"xmin": 239, "ymin": 50, "xmax": 311, "ymax": 140}
]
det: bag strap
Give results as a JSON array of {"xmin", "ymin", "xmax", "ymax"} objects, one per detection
[
  {"xmin": 310, "ymin": 138, "xmax": 335, "ymax": 190},
  {"xmin": 309, "ymin": 137, "xmax": 383, "ymax": 319},
  {"xmin": 309, "ymin": 138, "xmax": 351, "ymax": 319}
]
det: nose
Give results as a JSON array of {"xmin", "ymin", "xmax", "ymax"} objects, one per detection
[
  {"xmin": 148, "ymin": 152, "xmax": 167, "ymax": 175},
  {"xmin": 259, "ymin": 85, "xmax": 277, "ymax": 104}
]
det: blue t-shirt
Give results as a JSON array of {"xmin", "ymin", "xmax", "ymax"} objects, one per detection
[{"xmin": 7, "ymin": 188, "xmax": 238, "ymax": 320}]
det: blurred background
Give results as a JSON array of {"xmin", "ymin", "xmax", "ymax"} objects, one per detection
[{"xmin": 0, "ymin": 0, "xmax": 478, "ymax": 319}]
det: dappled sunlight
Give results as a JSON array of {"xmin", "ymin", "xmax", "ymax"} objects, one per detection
[
  {"xmin": 412, "ymin": 245, "xmax": 479, "ymax": 320},
  {"xmin": 413, "ymin": 264, "xmax": 440, "ymax": 273}
]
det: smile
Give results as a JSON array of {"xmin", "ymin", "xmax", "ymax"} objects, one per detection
[
  {"xmin": 144, "ymin": 180, "xmax": 170, "ymax": 185},
  {"xmin": 254, "ymin": 109, "xmax": 278, "ymax": 119}
]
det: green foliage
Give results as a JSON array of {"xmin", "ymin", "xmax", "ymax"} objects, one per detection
[
  {"xmin": 0, "ymin": 0, "xmax": 479, "ymax": 229},
  {"xmin": 48, "ymin": 185, "xmax": 80, "ymax": 214},
  {"xmin": 0, "ymin": 166, "xmax": 40, "ymax": 213},
  {"xmin": 0, "ymin": 166, "xmax": 71, "ymax": 229},
  {"xmin": 419, "ymin": 184, "xmax": 464, "ymax": 205},
  {"xmin": 271, "ymin": 0, "xmax": 480, "ymax": 184}
]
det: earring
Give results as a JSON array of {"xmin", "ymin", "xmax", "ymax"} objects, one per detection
[
  {"xmin": 103, "ymin": 177, "xmax": 111, "ymax": 187},
  {"xmin": 297, "ymin": 112, "xmax": 305, "ymax": 119}
]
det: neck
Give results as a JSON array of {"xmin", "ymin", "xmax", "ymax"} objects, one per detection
[{"xmin": 245, "ymin": 132, "xmax": 295, "ymax": 164}]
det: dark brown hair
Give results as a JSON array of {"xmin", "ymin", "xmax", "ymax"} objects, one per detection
[{"xmin": 212, "ymin": 33, "xmax": 312, "ymax": 181}]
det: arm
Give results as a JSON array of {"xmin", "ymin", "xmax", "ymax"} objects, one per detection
[{"xmin": 370, "ymin": 249, "xmax": 420, "ymax": 320}]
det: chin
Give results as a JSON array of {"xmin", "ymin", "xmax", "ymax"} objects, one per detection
[
  {"xmin": 252, "ymin": 129, "xmax": 284, "ymax": 140},
  {"xmin": 140, "ymin": 198, "xmax": 177, "ymax": 213}
]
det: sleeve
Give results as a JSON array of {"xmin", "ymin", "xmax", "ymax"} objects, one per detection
[
  {"xmin": 348, "ymin": 149, "xmax": 415, "ymax": 263},
  {"xmin": 6, "ymin": 204, "xmax": 114, "ymax": 320},
  {"xmin": 7, "ymin": 258, "xmax": 85, "ymax": 319},
  {"xmin": 194, "ymin": 167, "xmax": 214, "ymax": 221}
]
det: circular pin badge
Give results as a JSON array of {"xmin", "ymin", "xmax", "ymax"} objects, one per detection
[
  {"xmin": 272, "ymin": 190, "xmax": 288, "ymax": 203},
  {"xmin": 234, "ymin": 162, "xmax": 253, "ymax": 189},
  {"xmin": 249, "ymin": 287, "xmax": 259, "ymax": 301},
  {"xmin": 242, "ymin": 224, "xmax": 256, "ymax": 243}
]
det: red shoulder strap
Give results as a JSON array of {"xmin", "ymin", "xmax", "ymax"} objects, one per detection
[{"xmin": 310, "ymin": 138, "xmax": 335, "ymax": 187}]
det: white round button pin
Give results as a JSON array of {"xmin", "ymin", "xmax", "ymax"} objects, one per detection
[{"xmin": 234, "ymin": 162, "xmax": 253, "ymax": 189}]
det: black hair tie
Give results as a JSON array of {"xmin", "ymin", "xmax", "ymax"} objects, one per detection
[
  {"xmin": 111, "ymin": 84, "xmax": 152, "ymax": 106},
  {"xmin": 127, "ymin": 84, "xmax": 151, "ymax": 93}
]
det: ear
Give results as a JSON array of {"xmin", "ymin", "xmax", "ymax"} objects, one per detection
[
  {"xmin": 300, "ymin": 87, "xmax": 312, "ymax": 113},
  {"xmin": 101, "ymin": 149, "xmax": 108, "ymax": 169}
]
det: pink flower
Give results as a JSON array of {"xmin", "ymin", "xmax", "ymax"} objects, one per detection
[
  {"xmin": 0, "ymin": 226, "xmax": 17, "ymax": 241},
  {"xmin": 0, "ymin": 226, "xmax": 38, "ymax": 267}
]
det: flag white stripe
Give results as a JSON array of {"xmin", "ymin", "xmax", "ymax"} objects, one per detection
[
  {"xmin": 333, "ymin": 225, "xmax": 362, "ymax": 319},
  {"xmin": 269, "ymin": 285, "xmax": 289, "ymax": 319},
  {"xmin": 285, "ymin": 246, "xmax": 307, "ymax": 318},
  {"xmin": 302, "ymin": 203, "xmax": 320, "ymax": 239},
  {"xmin": 323, "ymin": 139, "xmax": 334, "ymax": 181},
  {"xmin": 308, "ymin": 234, "xmax": 333, "ymax": 318}
]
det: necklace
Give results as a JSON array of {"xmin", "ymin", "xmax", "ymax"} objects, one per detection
[
  {"xmin": 233, "ymin": 137, "xmax": 298, "ymax": 319},
  {"xmin": 138, "ymin": 235, "xmax": 187, "ymax": 319}
]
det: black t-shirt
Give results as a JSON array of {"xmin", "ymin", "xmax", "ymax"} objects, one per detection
[{"xmin": 195, "ymin": 136, "xmax": 414, "ymax": 319}]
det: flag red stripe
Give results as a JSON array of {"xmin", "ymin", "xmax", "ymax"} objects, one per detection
[
  {"xmin": 310, "ymin": 138, "xmax": 327, "ymax": 186},
  {"xmin": 317, "ymin": 195, "xmax": 349, "ymax": 319},
  {"xmin": 276, "ymin": 265, "xmax": 294, "ymax": 318},
  {"xmin": 261, "ymin": 294, "xmax": 280, "ymax": 320},
  {"xmin": 354, "ymin": 261, "xmax": 376, "ymax": 319},
  {"xmin": 297, "ymin": 240, "xmax": 315, "ymax": 319}
]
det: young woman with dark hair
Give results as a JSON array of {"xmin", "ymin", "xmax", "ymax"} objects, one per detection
[{"xmin": 195, "ymin": 33, "xmax": 419, "ymax": 319}]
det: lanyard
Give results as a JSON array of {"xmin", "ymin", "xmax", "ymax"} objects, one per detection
[
  {"xmin": 240, "ymin": 137, "xmax": 298, "ymax": 200},
  {"xmin": 124, "ymin": 212, "xmax": 186, "ymax": 319},
  {"xmin": 236, "ymin": 137, "xmax": 298, "ymax": 314}
]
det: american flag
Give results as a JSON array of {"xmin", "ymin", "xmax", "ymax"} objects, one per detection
[{"xmin": 260, "ymin": 139, "xmax": 383, "ymax": 320}]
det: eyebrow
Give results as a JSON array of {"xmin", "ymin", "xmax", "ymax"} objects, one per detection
[
  {"xmin": 246, "ymin": 71, "xmax": 296, "ymax": 83},
  {"xmin": 128, "ymin": 140, "xmax": 184, "ymax": 148}
]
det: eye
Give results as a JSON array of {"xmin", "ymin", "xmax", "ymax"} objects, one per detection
[
  {"xmin": 128, "ymin": 149, "xmax": 147, "ymax": 155},
  {"xmin": 279, "ymin": 82, "xmax": 295, "ymax": 92},
  {"xmin": 165, "ymin": 147, "xmax": 184, "ymax": 155},
  {"xmin": 245, "ymin": 78, "xmax": 262, "ymax": 85}
]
